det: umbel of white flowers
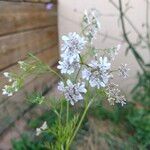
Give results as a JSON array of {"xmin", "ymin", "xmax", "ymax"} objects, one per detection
[
  {"xmin": 82, "ymin": 57, "xmax": 111, "ymax": 88},
  {"xmin": 2, "ymin": 72, "xmax": 21, "ymax": 96},
  {"xmin": 58, "ymin": 80, "xmax": 87, "ymax": 105}
]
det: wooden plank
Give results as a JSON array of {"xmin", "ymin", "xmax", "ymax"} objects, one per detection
[
  {"xmin": 1, "ymin": 0, "xmax": 57, "ymax": 3},
  {"xmin": 0, "ymin": 44, "xmax": 59, "ymax": 103},
  {"xmin": 0, "ymin": 26, "xmax": 58, "ymax": 70},
  {"xmin": 25, "ymin": 0, "xmax": 54, "ymax": 3},
  {"xmin": 0, "ymin": 2, "xmax": 57, "ymax": 36},
  {"xmin": 26, "ymin": 0, "xmax": 57, "ymax": 4}
]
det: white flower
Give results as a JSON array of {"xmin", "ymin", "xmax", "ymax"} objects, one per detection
[
  {"xmin": 40, "ymin": 121, "xmax": 48, "ymax": 130},
  {"xmin": 82, "ymin": 57, "xmax": 111, "ymax": 88},
  {"xmin": 97, "ymin": 57, "xmax": 111, "ymax": 71},
  {"xmin": 58, "ymin": 81, "xmax": 65, "ymax": 92},
  {"xmin": 89, "ymin": 71, "xmax": 111, "ymax": 88},
  {"xmin": 57, "ymin": 60, "xmax": 80, "ymax": 75},
  {"xmin": 118, "ymin": 64, "xmax": 130, "ymax": 78},
  {"xmin": 115, "ymin": 95, "xmax": 126, "ymax": 106},
  {"xmin": 2, "ymin": 78, "xmax": 21, "ymax": 97},
  {"xmin": 3, "ymin": 72, "xmax": 12, "ymax": 82},
  {"xmin": 18, "ymin": 61, "xmax": 27, "ymax": 71},
  {"xmin": 89, "ymin": 57, "xmax": 111, "ymax": 71},
  {"xmin": 18, "ymin": 61, "xmax": 24, "ymax": 66},
  {"xmin": 36, "ymin": 128, "xmax": 42, "ymax": 136},
  {"xmin": 3, "ymin": 72, "xmax": 9, "ymax": 78},
  {"xmin": 36, "ymin": 121, "xmax": 48, "ymax": 136},
  {"xmin": 2, "ymin": 85, "xmax": 13, "ymax": 96},
  {"xmin": 61, "ymin": 32, "xmax": 86, "ymax": 63},
  {"xmin": 106, "ymin": 83, "xmax": 126, "ymax": 106},
  {"xmin": 58, "ymin": 80, "xmax": 87, "ymax": 105},
  {"xmin": 82, "ymin": 69, "xmax": 91, "ymax": 80}
]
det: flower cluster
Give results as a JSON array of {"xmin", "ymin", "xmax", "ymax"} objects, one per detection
[
  {"xmin": 2, "ymin": 61, "xmax": 30, "ymax": 97},
  {"xmin": 58, "ymin": 80, "xmax": 87, "ymax": 105},
  {"xmin": 57, "ymin": 32, "xmax": 86, "ymax": 75},
  {"xmin": 81, "ymin": 9, "xmax": 101, "ymax": 42},
  {"xmin": 82, "ymin": 57, "xmax": 111, "ymax": 88},
  {"xmin": 106, "ymin": 83, "xmax": 126, "ymax": 106},
  {"xmin": 119, "ymin": 64, "xmax": 130, "ymax": 78},
  {"xmin": 18, "ymin": 61, "xmax": 30, "ymax": 71},
  {"xmin": 2, "ymin": 72, "xmax": 23, "ymax": 96},
  {"xmin": 2, "ymin": 56, "xmax": 50, "ymax": 97},
  {"xmin": 107, "ymin": 44, "xmax": 121, "ymax": 61}
]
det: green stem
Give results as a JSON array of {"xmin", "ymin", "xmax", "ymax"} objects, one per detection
[
  {"xmin": 47, "ymin": 66, "xmax": 64, "ymax": 81},
  {"xmin": 66, "ymin": 101, "xmax": 69, "ymax": 124},
  {"xmin": 68, "ymin": 99, "xmax": 93, "ymax": 147},
  {"xmin": 28, "ymin": 52, "xmax": 64, "ymax": 81},
  {"xmin": 75, "ymin": 66, "xmax": 82, "ymax": 82}
]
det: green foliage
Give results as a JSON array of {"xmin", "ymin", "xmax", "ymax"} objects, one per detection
[
  {"xmin": 12, "ymin": 99, "xmax": 81, "ymax": 150},
  {"xmin": 27, "ymin": 92, "xmax": 45, "ymax": 104},
  {"xmin": 12, "ymin": 108, "xmax": 60, "ymax": 150},
  {"xmin": 47, "ymin": 115, "xmax": 79, "ymax": 150},
  {"xmin": 11, "ymin": 134, "xmax": 45, "ymax": 150},
  {"xmin": 132, "ymin": 71, "xmax": 150, "ymax": 107},
  {"xmin": 89, "ymin": 101, "xmax": 150, "ymax": 149},
  {"xmin": 127, "ymin": 106, "xmax": 150, "ymax": 148},
  {"xmin": 25, "ymin": 53, "xmax": 50, "ymax": 75},
  {"xmin": 12, "ymin": 95, "xmax": 150, "ymax": 150}
]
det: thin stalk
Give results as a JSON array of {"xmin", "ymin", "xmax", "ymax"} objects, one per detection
[
  {"xmin": 109, "ymin": 0, "xmax": 148, "ymax": 45},
  {"xmin": 47, "ymin": 66, "xmax": 64, "ymax": 81},
  {"xmin": 110, "ymin": 69, "xmax": 119, "ymax": 73},
  {"xmin": 68, "ymin": 99, "xmax": 93, "ymax": 147},
  {"xmin": 75, "ymin": 65, "xmax": 82, "ymax": 81},
  {"xmin": 146, "ymin": 0, "xmax": 150, "ymax": 49},
  {"xmin": 66, "ymin": 101, "xmax": 69, "ymax": 124},
  {"xmin": 118, "ymin": 0, "xmax": 146, "ymax": 73},
  {"xmin": 59, "ymin": 99, "xmax": 63, "ymax": 125},
  {"xmin": 28, "ymin": 52, "xmax": 64, "ymax": 81}
]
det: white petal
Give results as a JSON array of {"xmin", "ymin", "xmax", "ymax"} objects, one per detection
[
  {"xmin": 62, "ymin": 35, "xmax": 69, "ymax": 41},
  {"xmin": 41, "ymin": 121, "xmax": 48, "ymax": 130}
]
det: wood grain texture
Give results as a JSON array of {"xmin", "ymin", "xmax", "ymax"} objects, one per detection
[
  {"xmin": 0, "ymin": 26, "xmax": 58, "ymax": 70},
  {"xmin": 1, "ymin": 0, "xmax": 57, "ymax": 3},
  {"xmin": 25, "ymin": 0, "xmax": 53, "ymax": 2},
  {"xmin": 0, "ymin": 2, "xmax": 57, "ymax": 36}
]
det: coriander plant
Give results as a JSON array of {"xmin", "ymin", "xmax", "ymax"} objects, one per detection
[{"xmin": 2, "ymin": 9, "xmax": 130, "ymax": 150}]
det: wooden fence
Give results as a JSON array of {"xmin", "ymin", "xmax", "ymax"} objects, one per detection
[{"xmin": 0, "ymin": 0, "xmax": 59, "ymax": 135}]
